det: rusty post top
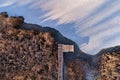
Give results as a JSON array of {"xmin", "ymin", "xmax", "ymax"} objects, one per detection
[{"xmin": 58, "ymin": 44, "xmax": 74, "ymax": 53}]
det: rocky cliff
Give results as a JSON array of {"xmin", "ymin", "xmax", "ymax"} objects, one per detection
[
  {"xmin": 95, "ymin": 46, "xmax": 120, "ymax": 80},
  {"xmin": 0, "ymin": 12, "xmax": 58, "ymax": 80},
  {"xmin": 0, "ymin": 12, "xmax": 120, "ymax": 80}
]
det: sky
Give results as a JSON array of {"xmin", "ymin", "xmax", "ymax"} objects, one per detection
[{"xmin": 0, "ymin": 0, "xmax": 120, "ymax": 55}]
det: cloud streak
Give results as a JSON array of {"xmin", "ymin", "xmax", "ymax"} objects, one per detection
[
  {"xmin": 0, "ymin": 0, "xmax": 16, "ymax": 7},
  {"xmin": 39, "ymin": 0, "xmax": 104, "ymax": 25},
  {"xmin": 1, "ymin": 0, "xmax": 120, "ymax": 54}
]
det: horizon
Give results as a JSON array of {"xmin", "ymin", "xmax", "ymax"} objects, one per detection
[{"xmin": 0, "ymin": 0, "xmax": 120, "ymax": 55}]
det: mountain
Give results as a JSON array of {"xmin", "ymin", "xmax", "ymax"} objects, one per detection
[{"xmin": 0, "ymin": 12, "xmax": 119, "ymax": 80}]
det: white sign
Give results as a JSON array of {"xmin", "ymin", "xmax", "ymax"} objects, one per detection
[{"xmin": 62, "ymin": 45, "xmax": 74, "ymax": 52}]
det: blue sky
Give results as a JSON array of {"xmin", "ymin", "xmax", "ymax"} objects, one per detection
[{"xmin": 0, "ymin": 0, "xmax": 120, "ymax": 55}]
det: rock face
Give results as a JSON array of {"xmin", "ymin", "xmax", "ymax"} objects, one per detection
[
  {"xmin": 0, "ymin": 12, "xmax": 24, "ymax": 28},
  {"xmin": 0, "ymin": 12, "xmax": 58, "ymax": 80},
  {"xmin": 0, "ymin": 12, "xmax": 120, "ymax": 80},
  {"xmin": 96, "ymin": 46, "xmax": 120, "ymax": 80}
]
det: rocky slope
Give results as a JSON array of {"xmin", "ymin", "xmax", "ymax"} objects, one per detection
[
  {"xmin": 95, "ymin": 46, "xmax": 120, "ymax": 80},
  {"xmin": 0, "ymin": 12, "xmax": 120, "ymax": 80},
  {"xmin": 0, "ymin": 12, "xmax": 58, "ymax": 80}
]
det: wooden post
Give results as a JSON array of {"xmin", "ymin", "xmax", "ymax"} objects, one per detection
[
  {"xmin": 58, "ymin": 44, "xmax": 74, "ymax": 80},
  {"xmin": 58, "ymin": 44, "xmax": 63, "ymax": 80}
]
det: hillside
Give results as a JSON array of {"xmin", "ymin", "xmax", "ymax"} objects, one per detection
[
  {"xmin": 0, "ymin": 12, "xmax": 58, "ymax": 80},
  {"xmin": 0, "ymin": 12, "xmax": 120, "ymax": 80},
  {"xmin": 95, "ymin": 46, "xmax": 120, "ymax": 80}
]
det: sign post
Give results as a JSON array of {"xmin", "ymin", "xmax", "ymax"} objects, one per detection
[{"xmin": 58, "ymin": 44, "xmax": 74, "ymax": 80}]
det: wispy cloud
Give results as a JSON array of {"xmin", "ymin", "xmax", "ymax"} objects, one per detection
[
  {"xmin": 0, "ymin": 0, "xmax": 35, "ymax": 7},
  {"xmin": 1, "ymin": 0, "xmax": 120, "ymax": 54},
  {"xmin": 39, "ymin": 0, "xmax": 105, "ymax": 25},
  {"xmin": 0, "ymin": 0, "xmax": 16, "ymax": 7},
  {"xmin": 16, "ymin": 0, "xmax": 34, "ymax": 6}
]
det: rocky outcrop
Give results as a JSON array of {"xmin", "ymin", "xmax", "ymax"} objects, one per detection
[
  {"xmin": 0, "ymin": 23, "xmax": 58, "ymax": 80},
  {"xmin": 0, "ymin": 12, "xmax": 58, "ymax": 80},
  {"xmin": 0, "ymin": 12, "xmax": 24, "ymax": 28},
  {"xmin": 96, "ymin": 46, "xmax": 120, "ymax": 80}
]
